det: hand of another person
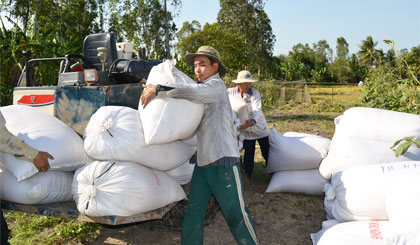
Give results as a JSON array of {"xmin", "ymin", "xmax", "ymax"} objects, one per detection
[
  {"xmin": 140, "ymin": 84, "xmax": 157, "ymax": 108},
  {"xmin": 239, "ymin": 120, "xmax": 255, "ymax": 131},
  {"xmin": 33, "ymin": 151, "xmax": 53, "ymax": 172}
]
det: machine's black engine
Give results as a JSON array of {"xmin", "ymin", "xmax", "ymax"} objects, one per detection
[{"xmin": 109, "ymin": 59, "xmax": 162, "ymax": 84}]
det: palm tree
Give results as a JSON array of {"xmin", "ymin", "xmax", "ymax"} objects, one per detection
[{"xmin": 358, "ymin": 36, "xmax": 379, "ymax": 67}]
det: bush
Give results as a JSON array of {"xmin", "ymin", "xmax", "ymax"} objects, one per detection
[{"xmin": 361, "ymin": 41, "xmax": 420, "ymax": 115}]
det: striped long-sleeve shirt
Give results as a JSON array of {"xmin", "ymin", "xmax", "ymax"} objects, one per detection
[
  {"xmin": 0, "ymin": 111, "xmax": 38, "ymax": 162},
  {"xmin": 159, "ymin": 73, "xmax": 240, "ymax": 167}
]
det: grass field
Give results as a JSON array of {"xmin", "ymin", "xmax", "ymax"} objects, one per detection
[{"xmin": 3, "ymin": 84, "xmax": 364, "ymax": 244}]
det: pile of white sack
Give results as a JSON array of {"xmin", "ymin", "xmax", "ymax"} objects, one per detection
[
  {"xmin": 265, "ymin": 129, "xmax": 331, "ymax": 195},
  {"xmin": 75, "ymin": 60, "xmax": 200, "ymax": 216},
  {"xmin": 311, "ymin": 107, "xmax": 420, "ymax": 244},
  {"xmin": 0, "ymin": 105, "xmax": 89, "ymax": 204},
  {"xmin": 0, "ymin": 60, "xmax": 200, "ymax": 217}
]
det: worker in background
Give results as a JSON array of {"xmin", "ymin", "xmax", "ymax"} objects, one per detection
[
  {"xmin": 228, "ymin": 70, "xmax": 270, "ymax": 179},
  {"xmin": 141, "ymin": 46, "xmax": 258, "ymax": 244},
  {"xmin": 0, "ymin": 111, "xmax": 53, "ymax": 245}
]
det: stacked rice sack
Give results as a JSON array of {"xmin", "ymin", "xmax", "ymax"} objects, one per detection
[
  {"xmin": 312, "ymin": 161, "xmax": 420, "ymax": 244},
  {"xmin": 266, "ymin": 129, "xmax": 331, "ymax": 195},
  {"xmin": 73, "ymin": 160, "xmax": 187, "ymax": 216},
  {"xmin": 0, "ymin": 105, "xmax": 89, "ymax": 204},
  {"xmin": 75, "ymin": 60, "xmax": 199, "ymax": 216},
  {"xmin": 311, "ymin": 107, "xmax": 420, "ymax": 244},
  {"xmin": 319, "ymin": 107, "xmax": 420, "ymax": 179}
]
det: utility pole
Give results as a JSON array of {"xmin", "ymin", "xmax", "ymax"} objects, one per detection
[{"xmin": 164, "ymin": 0, "xmax": 170, "ymax": 59}]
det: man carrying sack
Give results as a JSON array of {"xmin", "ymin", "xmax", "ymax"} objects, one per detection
[
  {"xmin": 141, "ymin": 46, "xmax": 258, "ymax": 245},
  {"xmin": 228, "ymin": 70, "xmax": 270, "ymax": 179}
]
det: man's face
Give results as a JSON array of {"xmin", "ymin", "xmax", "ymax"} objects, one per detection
[
  {"xmin": 193, "ymin": 56, "xmax": 219, "ymax": 82},
  {"xmin": 238, "ymin": 82, "xmax": 253, "ymax": 93}
]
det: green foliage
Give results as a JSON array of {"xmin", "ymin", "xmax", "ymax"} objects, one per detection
[
  {"xmin": 1, "ymin": 0, "xmax": 101, "ymax": 44},
  {"xmin": 217, "ymin": 0, "xmax": 275, "ymax": 75},
  {"xmin": 252, "ymin": 80, "xmax": 282, "ymax": 110},
  {"xmin": 176, "ymin": 23, "xmax": 247, "ymax": 77},
  {"xmin": 358, "ymin": 35, "xmax": 380, "ymax": 67},
  {"xmin": 276, "ymin": 40, "xmax": 332, "ymax": 82},
  {"xmin": 5, "ymin": 211, "xmax": 101, "ymax": 244},
  {"xmin": 280, "ymin": 59, "xmax": 308, "ymax": 81},
  {"xmin": 174, "ymin": 52, "xmax": 194, "ymax": 77},
  {"xmin": 0, "ymin": 15, "xmax": 81, "ymax": 88},
  {"xmin": 310, "ymin": 67, "xmax": 326, "ymax": 83},
  {"xmin": 391, "ymin": 136, "xmax": 420, "ymax": 157},
  {"xmin": 177, "ymin": 20, "xmax": 201, "ymax": 43},
  {"xmin": 361, "ymin": 40, "xmax": 420, "ymax": 114},
  {"xmin": 47, "ymin": 219, "xmax": 101, "ymax": 244},
  {"xmin": 287, "ymin": 43, "xmax": 316, "ymax": 79},
  {"xmin": 361, "ymin": 67, "xmax": 420, "ymax": 114},
  {"xmin": 0, "ymin": 82, "xmax": 14, "ymax": 106},
  {"xmin": 108, "ymin": 0, "xmax": 180, "ymax": 59}
]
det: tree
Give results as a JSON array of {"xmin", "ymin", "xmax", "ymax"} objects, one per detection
[
  {"xmin": 1, "ymin": 0, "xmax": 102, "ymax": 45},
  {"xmin": 177, "ymin": 20, "xmax": 201, "ymax": 44},
  {"xmin": 348, "ymin": 53, "xmax": 364, "ymax": 83},
  {"xmin": 336, "ymin": 37, "xmax": 349, "ymax": 60},
  {"xmin": 0, "ymin": 14, "xmax": 80, "ymax": 91},
  {"xmin": 385, "ymin": 48, "xmax": 396, "ymax": 66},
  {"xmin": 403, "ymin": 45, "xmax": 420, "ymax": 76},
  {"xmin": 358, "ymin": 35, "xmax": 379, "ymax": 67},
  {"xmin": 108, "ymin": 0, "xmax": 180, "ymax": 59},
  {"xmin": 287, "ymin": 43, "xmax": 315, "ymax": 79},
  {"xmin": 313, "ymin": 39, "xmax": 333, "ymax": 66},
  {"xmin": 217, "ymin": 0, "xmax": 275, "ymax": 75},
  {"xmin": 312, "ymin": 40, "xmax": 332, "ymax": 81},
  {"xmin": 176, "ymin": 23, "xmax": 247, "ymax": 77},
  {"xmin": 329, "ymin": 37, "xmax": 352, "ymax": 82}
]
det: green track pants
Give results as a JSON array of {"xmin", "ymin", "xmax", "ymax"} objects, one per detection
[{"xmin": 181, "ymin": 164, "xmax": 258, "ymax": 245}]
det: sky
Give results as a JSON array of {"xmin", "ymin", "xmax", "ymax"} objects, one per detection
[
  {"xmin": 170, "ymin": 0, "xmax": 420, "ymax": 56},
  {"xmin": 1, "ymin": 0, "xmax": 418, "ymax": 57}
]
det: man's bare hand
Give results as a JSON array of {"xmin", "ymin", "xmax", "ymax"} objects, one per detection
[
  {"xmin": 140, "ymin": 84, "xmax": 157, "ymax": 108},
  {"xmin": 239, "ymin": 120, "xmax": 255, "ymax": 131},
  {"xmin": 33, "ymin": 151, "xmax": 53, "ymax": 172}
]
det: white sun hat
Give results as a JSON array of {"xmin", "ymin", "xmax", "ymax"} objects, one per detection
[{"xmin": 232, "ymin": 70, "xmax": 258, "ymax": 83}]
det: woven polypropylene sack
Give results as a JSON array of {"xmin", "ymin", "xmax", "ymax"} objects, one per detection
[
  {"xmin": 329, "ymin": 107, "xmax": 420, "ymax": 143},
  {"xmin": 0, "ymin": 167, "xmax": 73, "ymax": 204},
  {"xmin": 310, "ymin": 219, "xmax": 339, "ymax": 245},
  {"xmin": 266, "ymin": 169, "xmax": 328, "ymax": 195},
  {"xmin": 385, "ymin": 173, "xmax": 420, "ymax": 223},
  {"xmin": 0, "ymin": 105, "xmax": 89, "ymax": 181},
  {"xmin": 267, "ymin": 129, "xmax": 331, "ymax": 173},
  {"xmin": 139, "ymin": 60, "xmax": 204, "ymax": 145},
  {"xmin": 325, "ymin": 161, "xmax": 420, "ymax": 222},
  {"xmin": 317, "ymin": 220, "xmax": 390, "ymax": 245},
  {"xmin": 166, "ymin": 161, "xmax": 195, "ymax": 185},
  {"xmin": 228, "ymin": 94, "xmax": 250, "ymax": 127},
  {"xmin": 72, "ymin": 160, "xmax": 186, "ymax": 216},
  {"xmin": 319, "ymin": 107, "xmax": 420, "ymax": 179},
  {"xmin": 84, "ymin": 106, "xmax": 195, "ymax": 171},
  {"xmin": 319, "ymin": 137, "xmax": 420, "ymax": 179}
]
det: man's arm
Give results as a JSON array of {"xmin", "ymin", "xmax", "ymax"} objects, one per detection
[{"xmin": 141, "ymin": 77, "xmax": 226, "ymax": 108}]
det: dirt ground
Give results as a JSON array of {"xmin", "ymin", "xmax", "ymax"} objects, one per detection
[{"xmin": 89, "ymin": 170, "xmax": 325, "ymax": 245}]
